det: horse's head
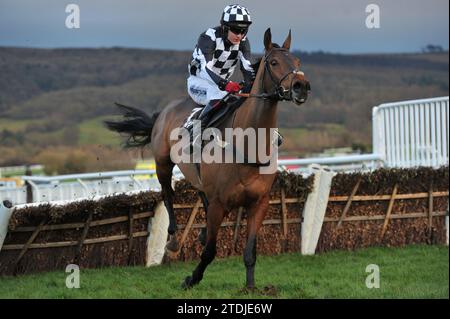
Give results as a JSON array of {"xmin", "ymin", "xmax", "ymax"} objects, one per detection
[{"xmin": 261, "ymin": 28, "xmax": 310, "ymax": 105}]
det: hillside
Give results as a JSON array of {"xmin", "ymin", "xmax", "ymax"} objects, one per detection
[{"xmin": 0, "ymin": 46, "xmax": 448, "ymax": 172}]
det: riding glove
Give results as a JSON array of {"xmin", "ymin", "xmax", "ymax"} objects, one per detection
[{"xmin": 224, "ymin": 81, "xmax": 241, "ymax": 93}]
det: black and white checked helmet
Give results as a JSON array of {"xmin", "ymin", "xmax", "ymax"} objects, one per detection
[{"xmin": 221, "ymin": 4, "xmax": 252, "ymax": 26}]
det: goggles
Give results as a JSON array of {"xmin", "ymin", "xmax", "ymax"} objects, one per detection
[{"xmin": 228, "ymin": 25, "xmax": 248, "ymax": 35}]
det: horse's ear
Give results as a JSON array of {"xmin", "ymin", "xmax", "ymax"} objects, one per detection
[
  {"xmin": 264, "ymin": 28, "xmax": 273, "ymax": 51},
  {"xmin": 282, "ymin": 29, "xmax": 291, "ymax": 50}
]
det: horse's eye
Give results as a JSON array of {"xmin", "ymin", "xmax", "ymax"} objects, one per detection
[{"xmin": 270, "ymin": 60, "xmax": 278, "ymax": 66}]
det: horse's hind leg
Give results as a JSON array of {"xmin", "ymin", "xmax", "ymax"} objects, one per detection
[
  {"xmin": 197, "ymin": 191, "xmax": 208, "ymax": 246},
  {"xmin": 182, "ymin": 201, "xmax": 224, "ymax": 289},
  {"xmin": 156, "ymin": 159, "xmax": 178, "ymax": 252}
]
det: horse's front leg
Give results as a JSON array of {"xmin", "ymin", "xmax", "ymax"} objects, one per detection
[
  {"xmin": 182, "ymin": 201, "xmax": 224, "ymax": 289},
  {"xmin": 243, "ymin": 194, "xmax": 269, "ymax": 289}
]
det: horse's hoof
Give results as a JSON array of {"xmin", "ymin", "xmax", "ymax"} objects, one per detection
[
  {"xmin": 240, "ymin": 286, "xmax": 259, "ymax": 294},
  {"xmin": 181, "ymin": 276, "xmax": 194, "ymax": 290},
  {"xmin": 166, "ymin": 236, "xmax": 179, "ymax": 252},
  {"xmin": 2, "ymin": 200, "xmax": 13, "ymax": 208},
  {"xmin": 168, "ymin": 226, "xmax": 177, "ymax": 236}
]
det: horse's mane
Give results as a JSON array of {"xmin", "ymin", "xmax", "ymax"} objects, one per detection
[
  {"xmin": 251, "ymin": 58, "xmax": 262, "ymax": 71},
  {"xmin": 251, "ymin": 43, "xmax": 281, "ymax": 71},
  {"xmin": 212, "ymin": 43, "xmax": 283, "ymax": 126}
]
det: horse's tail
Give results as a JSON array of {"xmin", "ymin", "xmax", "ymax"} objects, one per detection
[{"xmin": 104, "ymin": 103, "xmax": 160, "ymax": 148}]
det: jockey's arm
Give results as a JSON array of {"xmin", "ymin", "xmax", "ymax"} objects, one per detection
[{"xmin": 196, "ymin": 33, "xmax": 229, "ymax": 90}]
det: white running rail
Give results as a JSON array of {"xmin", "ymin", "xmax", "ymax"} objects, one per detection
[
  {"xmin": 372, "ymin": 96, "xmax": 449, "ymax": 168},
  {"xmin": 1, "ymin": 96, "xmax": 448, "ymax": 205}
]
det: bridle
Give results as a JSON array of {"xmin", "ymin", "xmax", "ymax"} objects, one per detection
[
  {"xmin": 264, "ymin": 48, "xmax": 306, "ymax": 101},
  {"xmin": 241, "ymin": 48, "xmax": 306, "ymax": 101}
]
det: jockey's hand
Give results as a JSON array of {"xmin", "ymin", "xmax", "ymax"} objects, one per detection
[{"xmin": 224, "ymin": 81, "xmax": 241, "ymax": 94}]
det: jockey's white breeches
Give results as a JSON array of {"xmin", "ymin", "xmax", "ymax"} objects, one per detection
[{"xmin": 187, "ymin": 74, "xmax": 228, "ymax": 106}]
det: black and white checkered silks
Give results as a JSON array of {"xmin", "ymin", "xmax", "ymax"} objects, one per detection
[
  {"xmin": 222, "ymin": 4, "xmax": 252, "ymax": 23},
  {"xmin": 187, "ymin": 27, "xmax": 255, "ymax": 106}
]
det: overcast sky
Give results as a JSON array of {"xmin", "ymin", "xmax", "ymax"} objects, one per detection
[{"xmin": 0, "ymin": 0, "xmax": 448, "ymax": 53}]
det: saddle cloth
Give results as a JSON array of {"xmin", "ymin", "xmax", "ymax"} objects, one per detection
[{"xmin": 183, "ymin": 95, "xmax": 245, "ymax": 131}]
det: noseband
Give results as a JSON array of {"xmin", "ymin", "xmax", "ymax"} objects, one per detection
[{"xmin": 262, "ymin": 48, "xmax": 304, "ymax": 101}]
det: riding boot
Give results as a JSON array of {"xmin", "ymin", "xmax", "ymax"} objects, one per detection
[
  {"xmin": 184, "ymin": 100, "xmax": 221, "ymax": 153},
  {"xmin": 275, "ymin": 129, "xmax": 284, "ymax": 147},
  {"xmin": 198, "ymin": 99, "xmax": 221, "ymax": 125}
]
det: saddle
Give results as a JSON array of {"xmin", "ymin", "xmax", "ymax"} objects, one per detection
[
  {"xmin": 208, "ymin": 95, "xmax": 244, "ymax": 128},
  {"xmin": 180, "ymin": 95, "xmax": 246, "ymax": 181},
  {"xmin": 184, "ymin": 95, "xmax": 246, "ymax": 132}
]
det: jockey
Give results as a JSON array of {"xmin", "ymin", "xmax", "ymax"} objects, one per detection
[{"xmin": 184, "ymin": 4, "xmax": 255, "ymax": 140}]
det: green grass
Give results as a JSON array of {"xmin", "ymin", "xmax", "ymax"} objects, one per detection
[
  {"xmin": 0, "ymin": 118, "xmax": 38, "ymax": 132},
  {"xmin": 1, "ymin": 167, "xmax": 44, "ymax": 177},
  {"xmin": 0, "ymin": 245, "xmax": 448, "ymax": 299},
  {"xmin": 278, "ymin": 124, "xmax": 356, "ymax": 156},
  {"xmin": 78, "ymin": 116, "xmax": 120, "ymax": 146},
  {"xmin": 0, "ymin": 116, "xmax": 119, "ymax": 147}
]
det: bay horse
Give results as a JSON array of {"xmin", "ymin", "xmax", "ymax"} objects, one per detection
[{"xmin": 105, "ymin": 28, "xmax": 310, "ymax": 289}]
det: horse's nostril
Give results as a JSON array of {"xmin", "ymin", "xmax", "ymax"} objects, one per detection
[{"xmin": 292, "ymin": 82, "xmax": 302, "ymax": 92}]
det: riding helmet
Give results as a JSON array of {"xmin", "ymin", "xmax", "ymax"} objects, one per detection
[{"xmin": 220, "ymin": 4, "xmax": 252, "ymax": 28}]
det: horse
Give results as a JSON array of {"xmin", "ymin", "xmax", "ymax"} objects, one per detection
[{"xmin": 105, "ymin": 28, "xmax": 310, "ymax": 290}]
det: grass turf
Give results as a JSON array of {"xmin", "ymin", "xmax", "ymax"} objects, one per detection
[{"xmin": 0, "ymin": 244, "xmax": 447, "ymax": 299}]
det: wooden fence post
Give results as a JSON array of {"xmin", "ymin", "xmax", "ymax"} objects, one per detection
[
  {"xmin": 128, "ymin": 208, "xmax": 134, "ymax": 264},
  {"xmin": 13, "ymin": 220, "xmax": 45, "ymax": 274},
  {"xmin": 337, "ymin": 177, "xmax": 362, "ymax": 229},
  {"xmin": 174, "ymin": 198, "xmax": 202, "ymax": 257},
  {"xmin": 428, "ymin": 183, "xmax": 434, "ymax": 243},
  {"xmin": 74, "ymin": 209, "xmax": 94, "ymax": 264},
  {"xmin": 380, "ymin": 184, "xmax": 398, "ymax": 241},
  {"xmin": 280, "ymin": 187, "xmax": 288, "ymax": 252}
]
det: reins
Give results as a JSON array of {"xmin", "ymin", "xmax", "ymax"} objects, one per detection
[{"xmin": 234, "ymin": 48, "xmax": 304, "ymax": 101}]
